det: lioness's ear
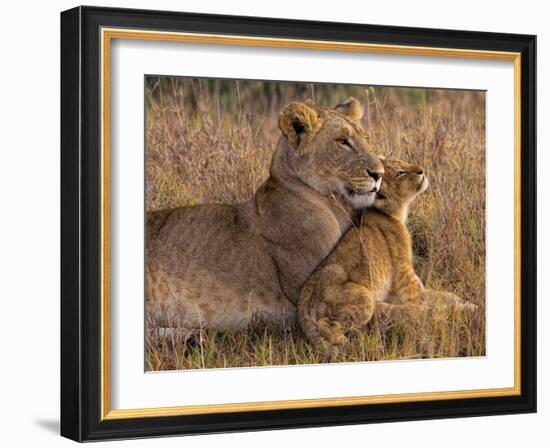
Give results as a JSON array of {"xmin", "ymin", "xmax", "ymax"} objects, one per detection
[
  {"xmin": 279, "ymin": 102, "xmax": 318, "ymax": 149},
  {"xmin": 335, "ymin": 97, "xmax": 363, "ymax": 122}
]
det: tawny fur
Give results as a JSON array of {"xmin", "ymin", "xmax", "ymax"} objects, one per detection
[
  {"xmin": 298, "ymin": 158, "xmax": 431, "ymax": 361},
  {"xmin": 146, "ymin": 98, "xmax": 384, "ymax": 330}
]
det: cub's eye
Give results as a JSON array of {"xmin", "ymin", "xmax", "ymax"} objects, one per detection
[
  {"xmin": 337, "ymin": 138, "xmax": 353, "ymax": 150},
  {"xmin": 396, "ymin": 170, "xmax": 407, "ymax": 177}
]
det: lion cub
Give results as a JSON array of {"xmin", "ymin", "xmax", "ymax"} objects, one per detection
[{"xmin": 298, "ymin": 158, "xmax": 429, "ymax": 361}]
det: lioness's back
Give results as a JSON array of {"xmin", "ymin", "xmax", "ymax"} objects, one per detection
[{"xmin": 147, "ymin": 203, "xmax": 256, "ymax": 270}]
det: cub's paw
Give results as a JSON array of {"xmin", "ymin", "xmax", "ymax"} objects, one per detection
[
  {"xmin": 448, "ymin": 294, "xmax": 478, "ymax": 312},
  {"xmin": 318, "ymin": 318, "xmax": 348, "ymax": 345},
  {"xmin": 317, "ymin": 318, "xmax": 348, "ymax": 363}
]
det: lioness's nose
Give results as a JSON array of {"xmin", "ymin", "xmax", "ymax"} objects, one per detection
[{"xmin": 367, "ymin": 169, "xmax": 382, "ymax": 181}]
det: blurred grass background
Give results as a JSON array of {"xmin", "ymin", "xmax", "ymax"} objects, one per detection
[{"xmin": 145, "ymin": 76, "xmax": 486, "ymax": 370}]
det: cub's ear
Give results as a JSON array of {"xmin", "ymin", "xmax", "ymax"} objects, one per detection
[
  {"xmin": 372, "ymin": 191, "xmax": 387, "ymax": 210},
  {"xmin": 279, "ymin": 102, "xmax": 318, "ymax": 149},
  {"xmin": 335, "ymin": 97, "xmax": 363, "ymax": 122}
]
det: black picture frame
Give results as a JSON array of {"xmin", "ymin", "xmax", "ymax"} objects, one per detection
[{"xmin": 61, "ymin": 5, "xmax": 536, "ymax": 442}]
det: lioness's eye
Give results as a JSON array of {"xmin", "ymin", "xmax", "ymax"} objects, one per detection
[
  {"xmin": 396, "ymin": 170, "xmax": 407, "ymax": 177},
  {"xmin": 337, "ymin": 138, "xmax": 353, "ymax": 150}
]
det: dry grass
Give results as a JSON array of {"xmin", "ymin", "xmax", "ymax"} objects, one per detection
[{"xmin": 145, "ymin": 77, "xmax": 486, "ymax": 370}]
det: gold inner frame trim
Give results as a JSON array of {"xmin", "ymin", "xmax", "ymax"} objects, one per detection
[{"xmin": 100, "ymin": 27, "xmax": 522, "ymax": 421}]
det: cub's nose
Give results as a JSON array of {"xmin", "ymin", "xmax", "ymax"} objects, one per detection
[{"xmin": 367, "ymin": 169, "xmax": 382, "ymax": 181}]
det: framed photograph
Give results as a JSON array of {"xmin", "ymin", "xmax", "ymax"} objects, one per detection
[{"xmin": 60, "ymin": 6, "xmax": 536, "ymax": 442}]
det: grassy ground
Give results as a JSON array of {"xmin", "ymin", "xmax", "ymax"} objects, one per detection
[{"xmin": 145, "ymin": 77, "xmax": 486, "ymax": 370}]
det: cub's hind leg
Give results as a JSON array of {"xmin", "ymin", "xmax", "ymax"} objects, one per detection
[
  {"xmin": 298, "ymin": 264, "xmax": 348, "ymax": 352},
  {"xmin": 389, "ymin": 265, "xmax": 423, "ymax": 305},
  {"xmin": 421, "ymin": 288, "xmax": 478, "ymax": 312},
  {"xmin": 316, "ymin": 281, "xmax": 377, "ymax": 362}
]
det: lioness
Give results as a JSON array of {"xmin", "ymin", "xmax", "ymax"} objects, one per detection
[{"xmin": 146, "ymin": 98, "xmax": 384, "ymax": 329}]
